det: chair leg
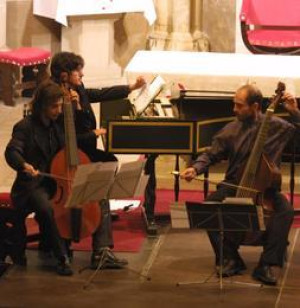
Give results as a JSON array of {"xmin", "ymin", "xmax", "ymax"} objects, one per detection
[{"xmin": 0, "ymin": 63, "xmax": 15, "ymax": 106}]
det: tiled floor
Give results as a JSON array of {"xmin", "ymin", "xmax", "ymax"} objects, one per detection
[{"xmin": 1, "ymin": 98, "xmax": 300, "ymax": 307}]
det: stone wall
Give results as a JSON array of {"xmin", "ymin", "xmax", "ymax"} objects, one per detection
[
  {"xmin": 114, "ymin": 13, "xmax": 150, "ymax": 69},
  {"xmin": 5, "ymin": 0, "xmax": 236, "ymax": 70},
  {"xmin": 6, "ymin": 0, "xmax": 60, "ymax": 54},
  {"xmin": 202, "ymin": 0, "xmax": 236, "ymax": 52}
]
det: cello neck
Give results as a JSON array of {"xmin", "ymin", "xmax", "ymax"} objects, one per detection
[
  {"xmin": 236, "ymin": 110, "xmax": 273, "ymax": 198},
  {"xmin": 236, "ymin": 82, "xmax": 285, "ymax": 198},
  {"xmin": 63, "ymin": 93, "xmax": 79, "ymax": 167}
]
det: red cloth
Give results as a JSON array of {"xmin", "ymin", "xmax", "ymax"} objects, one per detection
[
  {"xmin": 0, "ymin": 47, "xmax": 51, "ymax": 66},
  {"xmin": 240, "ymin": 0, "xmax": 300, "ymax": 48},
  {"xmin": 0, "ymin": 192, "xmax": 13, "ymax": 209},
  {"xmin": 240, "ymin": 0, "xmax": 300, "ymax": 26},
  {"xmin": 247, "ymin": 29, "xmax": 300, "ymax": 48},
  {"xmin": 154, "ymin": 189, "xmax": 205, "ymax": 215}
]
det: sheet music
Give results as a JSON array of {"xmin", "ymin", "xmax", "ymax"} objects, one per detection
[
  {"xmin": 65, "ymin": 160, "xmax": 147, "ymax": 208},
  {"xmin": 109, "ymin": 199, "xmax": 141, "ymax": 211},
  {"xmin": 133, "ymin": 174, "xmax": 149, "ymax": 197},
  {"xmin": 158, "ymin": 97, "xmax": 175, "ymax": 117},
  {"xmin": 108, "ymin": 160, "xmax": 146, "ymax": 199},
  {"xmin": 65, "ymin": 161, "xmax": 118, "ymax": 208},
  {"xmin": 131, "ymin": 75, "xmax": 166, "ymax": 114}
]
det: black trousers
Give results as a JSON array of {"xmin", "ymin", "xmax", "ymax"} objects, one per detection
[
  {"xmin": 20, "ymin": 187, "xmax": 67, "ymax": 261},
  {"xmin": 206, "ymin": 185, "xmax": 294, "ymax": 267},
  {"xmin": 36, "ymin": 198, "xmax": 114, "ymax": 253},
  {"xmin": 92, "ymin": 199, "xmax": 114, "ymax": 250},
  {"xmin": 88, "ymin": 148, "xmax": 116, "ymax": 251}
]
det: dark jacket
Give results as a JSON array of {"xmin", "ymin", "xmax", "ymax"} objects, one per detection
[
  {"xmin": 74, "ymin": 84, "xmax": 130, "ymax": 155},
  {"xmin": 5, "ymin": 115, "xmax": 64, "ymax": 209},
  {"xmin": 193, "ymin": 111, "xmax": 300, "ymax": 185}
]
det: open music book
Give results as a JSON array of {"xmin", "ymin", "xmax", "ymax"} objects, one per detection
[
  {"xmin": 131, "ymin": 75, "xmax": 166, "ymax": 115},
  {"xmin": 65, "ymin": 160, "xmax": 148, "ymax": 208}
]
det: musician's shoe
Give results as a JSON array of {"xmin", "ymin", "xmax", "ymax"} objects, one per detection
[
  {"xmin": 252, "ymin": 264, "xmax": 277, "ymax": 286},
  {"xmin": 90, "ymin": 248, "xmax": 128, "ymax": 270},
  {"xmin": 217, "ymin": 257, "xmax": 247, "ymax": 277},
  {"xmin": 146, "ymin": 219, "xmax": 158, "ymax": 237},
  {"xmin": 56, "ymin": 258, "xmax": 73, "ymax": 276}
]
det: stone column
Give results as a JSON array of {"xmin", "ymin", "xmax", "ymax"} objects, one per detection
[
  {"xmin": 0, "ymin": 0, "xmax": 7, "ymax": 50},
  {"xmin": 167, "ymin": 0, "xmax": 193, "ymax": 51},
  {"xmin": 147, "ymin": 0, "xmax": 170, "ymax": 50},
  {"xmin": 191, "ymin": 0, "xmax": 209, "ymax": 51}
]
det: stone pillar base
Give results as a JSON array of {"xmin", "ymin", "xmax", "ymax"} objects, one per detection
[
  {"xmin": 167, "ymin": 32, "xmax": 194, "ymax": 51},
  {"xmin": 192, "ymin": 30, "xmax": 210, "ymax": 51},
  {"xmin": 147, "ymin": 31, "xmax": 169, "ymax": 51}
]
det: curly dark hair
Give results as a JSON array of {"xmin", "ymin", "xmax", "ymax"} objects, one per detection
[
  {"xmin": 50, "ymin": 51, "xmax": 84, "ymax": 83},
  {"xmin": 30, "ymin": 79, "xmax": 63, "ymax": 119}
]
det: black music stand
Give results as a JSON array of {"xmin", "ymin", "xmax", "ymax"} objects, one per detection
[
  {"xmin": 77, "ymin": 160, "xmax": 150, "ymax": 289},
  {"xmin": 177, "ymin": 200, "xmax": 264, "ymax": 290}
]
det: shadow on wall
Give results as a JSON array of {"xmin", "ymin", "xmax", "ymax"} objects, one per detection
[
  {"xmin": 6, "ymin": 0, "xmax": 60, "ymax": 53},
  {"xmin": 202, "ymin": 0, "xmax": 236, "ymax": 53},
  {"xmin": 114, "ymin": 13, "xmax": 150, "ymax": 70}
]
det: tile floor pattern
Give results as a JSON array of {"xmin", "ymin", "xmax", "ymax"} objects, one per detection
[{"xmin": 1, "ymin": 98, "xmax": 300, "ymax": 307}]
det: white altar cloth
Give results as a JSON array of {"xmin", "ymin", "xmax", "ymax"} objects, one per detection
[
  {"xmin": 125, "ymin": 51, "xmax": 300, "ymax": 97},
  {"xmin": 33, "ymin": 0, "xmax": 156, "ymax": 26}
]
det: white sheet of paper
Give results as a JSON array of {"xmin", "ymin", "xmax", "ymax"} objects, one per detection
[
  {"xmin": 109, "ymin": 199, "xmax": 141, "ymax": 211},
  {"xmin": 64, "ymin": 160, "xmax": 146, "ymax": 208},
  {"xmin": 108, "ymin": 160, "xmax": 146, "ymax": 199},
  {"xmin": 131, "ymin": 75, "xmax": 166, "ymax": 114},
  {"xmin": 65, "ymin": 161, "xmax": 118, "ymax": 208}
]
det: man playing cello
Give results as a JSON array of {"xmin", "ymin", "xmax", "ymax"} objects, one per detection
[
  {"xmin": 5, "ymin": 80, "xmax": 73, "ymax": 276},
  {"xmin": 180, "ymin": 84, "xmax": 300, "ymax": 285}
]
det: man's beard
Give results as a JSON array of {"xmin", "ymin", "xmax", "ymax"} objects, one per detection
[{"xmin": 235, "ymin": 113, "xmax": 254, "ymax": 122}]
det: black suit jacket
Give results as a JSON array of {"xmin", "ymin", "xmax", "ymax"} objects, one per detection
[
  {"xmin": 5, "ymin": 115, "xmax": 64, "ymax": 209},
  {"xmin": 74, "ymin": 84, "xmax": 130, "ymax": 155}
]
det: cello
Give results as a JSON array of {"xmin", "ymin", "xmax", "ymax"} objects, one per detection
[
  {"xmin": 234, "ymin": 82, "xmax": 286, "ymax": 217},
  {"xmin": 50, "ymin": 86, "xmax": 101, "ymax": 242}
]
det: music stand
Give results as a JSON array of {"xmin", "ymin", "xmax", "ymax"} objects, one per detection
[
  {"xmin": 74, "ymin": 160, "xmax": 150, "ymax": 288},
  {"xmin": 176, "ymin": 200, "xmax": 265, "ymax": 290}
]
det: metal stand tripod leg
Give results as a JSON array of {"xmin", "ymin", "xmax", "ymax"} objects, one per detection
[
  {"xmin": 82, "ymin": 247, "xmax": 110, "ymax": 289},
  {"xmin": 218, "ymin": 229, "xmax": 262, "ymax": 289},
  {"xmin": 176, "ymin": 229, "xmax": 225, "ymax": 289},
  {"xmin": 81, "ymin": 248, "xmax": 151, "ymax": 289},
  {"xmin": 177, "ymin": 227, "xmax": 260, "ymax": 290}
]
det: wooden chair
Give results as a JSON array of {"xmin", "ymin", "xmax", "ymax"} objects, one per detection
[
  {"xmin": 240, "ymin": 0, "xmax": 300, "ymax": 55},
  {"xmin": 0, "ymin": 47, "xmax": 51, "ymax": 106}
]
